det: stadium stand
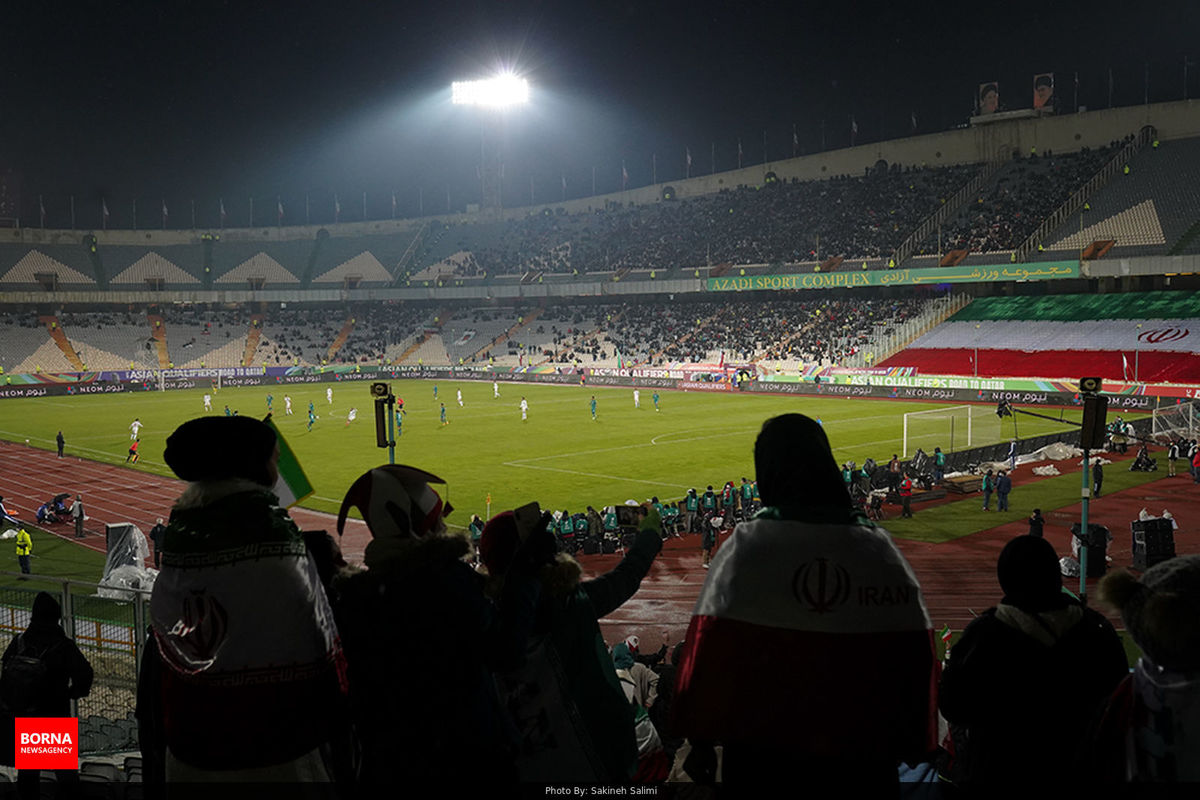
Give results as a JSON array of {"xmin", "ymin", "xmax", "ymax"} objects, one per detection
[
  {"xmin": 400, "ymin": 331, "xmax": 451, "ymax": 365},
  {"xmin": 495, "ymin": 304, "xmax": 610, "ymax": 367},
  {"xmin": 105, "ymin": 247, "xmax": 204, "ymax": 287},
  {"xmin": 403, "ymin": 165, "xmax": 980, "ymax": 279},
  {"xmin": 0, "ymin": 246, "xmax": 98, "ymax": 287},
  {"xmin": 310, "ymin": 250, "xmax": 393, "ymax": 286},
  {"xmin": 917, "ymin": 145, "xmax": 1120, "ymax": 257},
  {"xmin": 571, "ymin": 297, "xmax": 932, "ymax": 368},
  {"xmin": 182, "ymin": 337, "xmax": 247, "ymax": 369},
  {"xmin": 210, "ymin": 241, "xmax": 306, "ymax": 286},
  {"xmin": 334, "ymin": 232, "xmax": 419, "ymax": 282},
  {"xmin": 259, "ymin": 308, "xmax": 345, "ymax": 366},
  {"xmin": 59, "ymin": 312, "xmax": 155, "ymax": 371},
  {"xmin": 1040, "ymin": 136, "xmax": 1200, "ymax": 257},
  {"xmin": 884, "ymin": 291, "xmax": 1200, "ymax": 382},
  {"xmin": 162, "ymin": 308, "xmax": 247, "ymax": 367},
  {"xmin": 3, "ymin": 139, "xmax": 1187, "ymax": 300},
  {"xmin": 439, "ymin": 309, "xmax": 523, "ymax": 365},
  {"xmin": 0, "ymin": 313, "xmax": 56, "ymax": 374}
]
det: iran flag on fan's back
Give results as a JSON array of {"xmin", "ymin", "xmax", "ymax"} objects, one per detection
[{"xmin": 672, "ymin": 517, "xmax": 939, "ymax": 762}]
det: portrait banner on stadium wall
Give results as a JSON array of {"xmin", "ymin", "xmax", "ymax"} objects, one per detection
[
  {"xmin": 705, "ymin": 261, "xmax": 1079, "ymax": 293},
  {"xmin": 1033, "ymin": 73, "xmax": 1054, "ymax": 110},
  {"xmin": 978, "ymin": 82, "xmax": 999, "ymax": 115}
]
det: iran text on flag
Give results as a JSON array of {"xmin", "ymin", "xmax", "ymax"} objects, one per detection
[
  {"xmin": 266, "ymin": 418, "xmax": 313, "ymax": 507},
  {"xmin": 672, "ymin": 517, "xmax": 939, "ymax": 762}
]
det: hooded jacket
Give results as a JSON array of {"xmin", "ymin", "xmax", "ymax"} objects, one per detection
[
  {"xmin": 2, "ymin": 593, "xmax": 92, "ymax": 717},
  {"xmin": 939, "ymin": 598, "xmax": 1127, "ymax": 784}
]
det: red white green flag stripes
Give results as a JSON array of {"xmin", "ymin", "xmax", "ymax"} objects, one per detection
[
  {"xmin": 267, "ymin": 418, "xmax": 313, "ymax": 507},
  {"xmin": 673, "ymin": 518, "xmax": 939, "ymax": 762}
]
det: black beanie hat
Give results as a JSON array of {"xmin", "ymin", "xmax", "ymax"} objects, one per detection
[
  {"xmin": 1100, "ymin": 555, "xmax": 1200, "ymax": 671},
  {"xmin": 164, "ymin": 416, "xmax": 277, "ymax": 486},
  {"xmin": 997, "ymin": 535, "xmax": 1066, "ymax": 612}
]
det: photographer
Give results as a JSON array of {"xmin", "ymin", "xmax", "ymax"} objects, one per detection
[{"xmin": 481, "ymin": 502, "xmax": 664, "ymax": 783}]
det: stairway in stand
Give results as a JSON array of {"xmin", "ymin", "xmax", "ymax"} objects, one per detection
[
  {"xmin": 146, "ymin": 314, "xmax": 170, "ymax": 368},
  {"xmin": 327, "ymin": 316, "xmax": 356, "ymax": 362},
  {"xmin": 38, "ymin": 315, "xmax": 85, "ymax": 370},
  {"xmin": 394, "ymin": 309, "xmax": 449, "ymax": 364},
  {"xmin": 243, "ymin": 314, "xmax": 264, "ymax": 366}
]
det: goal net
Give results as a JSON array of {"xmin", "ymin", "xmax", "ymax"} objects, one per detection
[
  {"xmin": 1152, "ymin": 400, "xmax": 1200, "ymax": 443},
  {"xmin": 902, "ymin": 404, "xmax": 1005, "ymax": 457}
]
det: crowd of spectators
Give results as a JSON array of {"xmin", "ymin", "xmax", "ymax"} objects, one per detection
[
  {"xmin": 335, "ymin": 305, "xmax": 430, "ymax": 364},
  {"xmin": 434, "ymin": 163, "xmax": 979, "ymax": 276},
  {"xmin": 59, "ymin": 311, "xmax": 148, "ymax": 331},
  {"xmin": 544, "ymin": 297, "xmax": 931, "ymax": 367},
  {"xmin": 426, "ymin": 144, "xmax": 1127, "ymax": 274},
  {"xmin": 259, "ymin": 308, "xmax": 346, "ymax": 365},
  {"xmin": 924, "ymin": 144, "xmax": 1121, "ymax": 254},
  {"xmin": 6, "ymin": 410, "xmax": 1197, "ymax": 789},
  {"xmin": 134, "ymin": 419, "xmax": 668, "ymax": 785},
  {"xmin": 160, "ymin": 307, "xmax": 244, "ymax": 332},
  {"xmin": 1, "ymin": 295, "xmax": 940, "ymax": 371}
]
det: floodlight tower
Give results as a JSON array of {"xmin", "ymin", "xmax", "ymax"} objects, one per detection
[{"xmin": 451, "ymin": 74, "xmax": 529, "ymax": 215}]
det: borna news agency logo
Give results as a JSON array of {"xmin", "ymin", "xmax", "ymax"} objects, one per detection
[
  {"xmin": 1136, "ymin": 327, "xmax": 1189, "ymax": 345},
  {"xmin": 14, "ymin": 717, "xmax": 78, "ymax": 770}
]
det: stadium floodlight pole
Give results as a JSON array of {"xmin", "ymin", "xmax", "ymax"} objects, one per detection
[{"xmin": 452, "ymin": 74, "xmax": 529, "ymax": 214}]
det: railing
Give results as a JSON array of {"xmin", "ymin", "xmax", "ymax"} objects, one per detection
[
  {"xmin": 391, "ymin": 220, "xmax": 430, "ymax": 285},
  {"xmin": 1013, "ymin": 128, "xmax": 1156, "ymax": 263},
  {"xmin": 0, "ymin": 572, "xmax": 148, "ymax": 754},
  {"xmin": 841, "ymin": 293, "xmax": 973, "ymax": 368},
  {"xmin": 892, "ymin": 149, "xmax": 1012, "ymax": 267}
]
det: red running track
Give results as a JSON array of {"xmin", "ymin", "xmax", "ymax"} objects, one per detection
[
  {"xmin": 3, "ymin": 440, "xmax": 1196, "ymax": 646},
  {"xmin": 0, "ymin": 440, "xmax": 371, "ymax": 565}
]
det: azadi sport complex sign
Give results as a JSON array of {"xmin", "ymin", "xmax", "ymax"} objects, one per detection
[{"xmin": 706, "ymin": 261, "xmax": 1079, "ymax": 292}]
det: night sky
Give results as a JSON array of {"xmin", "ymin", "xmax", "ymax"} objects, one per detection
[{"xmin": 1, "ymin": 0, "xmax": 1196, "ymax": 228}]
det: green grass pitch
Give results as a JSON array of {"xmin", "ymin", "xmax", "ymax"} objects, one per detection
[{"xmin": 0, "ymin": 379, "xmax": 1131, "ymax": 528}]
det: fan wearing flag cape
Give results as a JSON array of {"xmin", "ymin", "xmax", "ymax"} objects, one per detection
[
  {"xmin": 672, "ymin": 414, "xmax": 939, "ymax": 786},
  {"xmin": 145, "ymin": 415, "xmax": 348, "ymax": 781}
]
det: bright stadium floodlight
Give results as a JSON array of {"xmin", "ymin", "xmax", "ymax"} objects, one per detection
[{"xmin": 451, "ymin": 75, "xmax": 530, "ymax": 108}]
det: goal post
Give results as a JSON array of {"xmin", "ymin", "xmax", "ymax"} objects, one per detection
[
  {"xmin": 904, "ymin": 405, "xmax": 970, "ymax": 458},
  {"xmin": 1152, "ymin": 399, "xmax": 1200, "ymax": 443},
  {"xmin": 901, "ymin": 404, "xmax": 1012, "ymax": 458}
]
